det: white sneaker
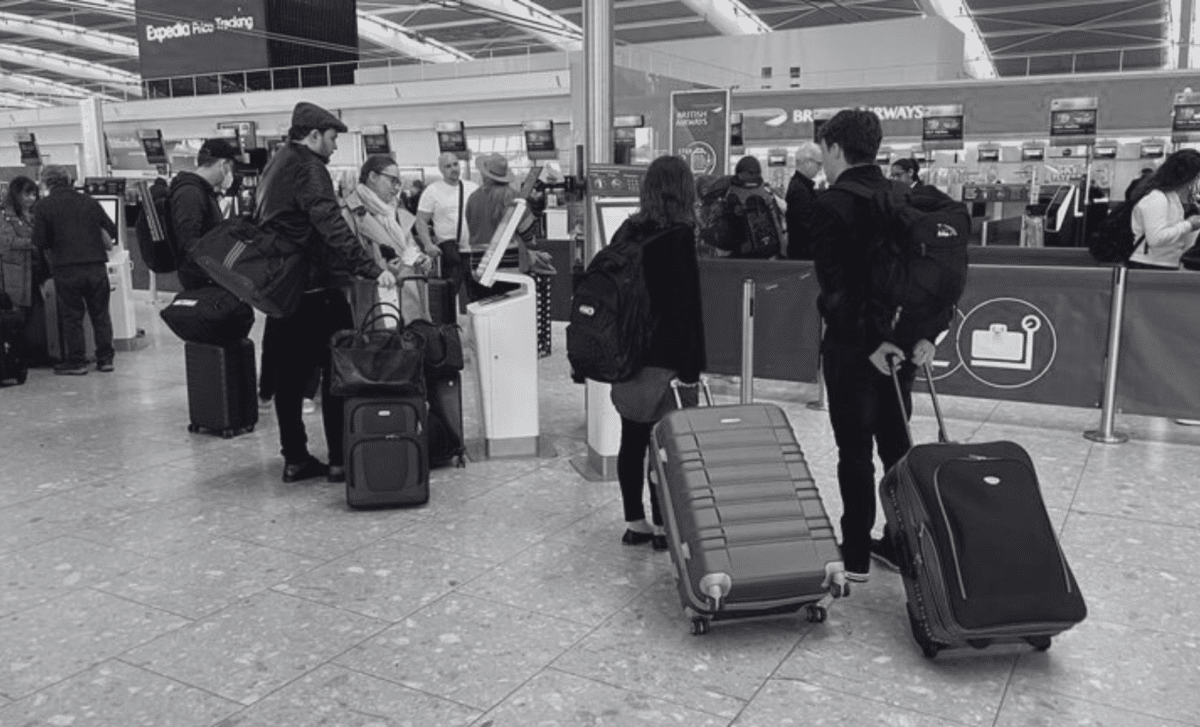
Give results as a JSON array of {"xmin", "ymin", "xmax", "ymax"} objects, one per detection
[{"xmin": 302, "ymin": 398, "xmax": 317, "ymax": 414}]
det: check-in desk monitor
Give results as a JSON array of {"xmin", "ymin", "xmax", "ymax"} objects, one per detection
[{"xmin": 467, "ymin": 197, "xmax": 539, "ymax": 458}]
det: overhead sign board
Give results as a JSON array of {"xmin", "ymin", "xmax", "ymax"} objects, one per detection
[
  {"xmin": 436, "ymin": 121, "xmax": 468, "ymax": 160},
  {"xmin": 670, "ymin": 89, "xmax": 730, "ymax": 176},
  {"xmin": 15, "ymin": 132, "xmax": 40, "ymax": 166},
  {"xmin": 523, "ymin": 120, "xmax": 556, "ymax": 160},
  {"xmin": 1172, "ymin": 91, "xmax": 1200, "ymax": 143},
  {"xmin": 922, "ymin": 104, "xmax": 964, "ymax": 150},
  {"xmin": 1049, "ymin": 97, "xmax": 1098, "ymax": 146},
  {"xmin": 362, "ymin": 125, "xmax": 391, "ymax": 156},
  {"xmin": 137, "ymin": 128, "xmax": 167, "ymax": 165}
]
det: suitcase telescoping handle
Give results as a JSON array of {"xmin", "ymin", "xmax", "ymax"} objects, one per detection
[
  {"xmin": 888, "ymin": 355, "xmax": 951, "ymax": 444},
  {"xmin": 670, "ymin": 378, "xmax": 714, "ymax": 409}
]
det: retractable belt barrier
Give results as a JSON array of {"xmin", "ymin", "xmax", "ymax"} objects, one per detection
[{"xmin": 700, "ymin": 251, "xmax": 1200, "ymax": 442}]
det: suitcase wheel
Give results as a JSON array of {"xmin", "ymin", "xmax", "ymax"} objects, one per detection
[
  {"xmin": 907, "ymin": 605, "xmax": 942, "ymax": 660},
  {"xmin": 920, "ymin": 641, "xmax": 941, "ymax": 660},
  {"xmin": 806, "ymin": 605, "xmax": 828, "ymax": 624},
  {"xmin": 967, "ymin": 638, "xmax": 993, "ymax": 650},
  {"xmin": 1026, "ymin": 636, "xmax": 1052, "ymax": 652},
  {"xmin": 246, "ymin": 425, "xmax": 255, "ymax": 434},
  {"xmin": 187, "ymin": 423, "xmax": 200, "ymax": 434},
  {"xmin": 15, "ymin": 369, "xmax": 26, "ymax": 385},
  {"xmin": 690, "ymin": 617, "xmax": 711, "ymax": 636},
  {"xmin": 221, "ymin": 429, "xmax": 235, "ymax": 439}
]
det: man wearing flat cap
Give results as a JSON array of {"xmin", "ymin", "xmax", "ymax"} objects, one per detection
[
  {"xmin": 31, "ymin": 165, "xmax": 119, "ymax": 375},
  {"xmin": 170, "ymin": 138, "xmax": 241, "ymax": 290},
  {"xmin": 255, "ymin": 101, "xmax": 397, "ymax": 484}
]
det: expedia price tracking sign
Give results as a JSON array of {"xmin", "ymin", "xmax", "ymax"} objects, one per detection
[{"xmin": 136, "ymin": 0, "xmax": 269, "ymax": 78}]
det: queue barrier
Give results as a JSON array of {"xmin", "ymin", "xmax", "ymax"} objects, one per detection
[{"xmin": 699, "ymin": 250, "xmax": 1200, "ymax": 441}]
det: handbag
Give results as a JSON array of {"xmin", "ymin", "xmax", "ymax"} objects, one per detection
[
  {"xmin": 159, "ymin": 286, "xmax": 254, "ymax": 345},
  {"xmin": 194, "ymin": 218, "xmax": 309, "ymax": 318},
  {"xmin": 610, "ymin": 366, "xmax": 676, "ymax": 423},
  {"xmin": 1181, "ymin": 242, "xmax": 1200, "ymax": 271},
  {"xmin": 330, "ymin": 308, "xmax": 426, "ymax": 397}
]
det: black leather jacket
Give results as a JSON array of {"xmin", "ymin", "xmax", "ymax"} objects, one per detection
[{"xmin": 256, "ymin": 142, "xmax": 382, "ymax": 289}]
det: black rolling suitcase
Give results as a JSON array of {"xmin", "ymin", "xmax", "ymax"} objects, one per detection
[
  {"xmin": 184, "ymin": 339, "xmax": 258, "ymax": 438},
  {"xmin": 881, "ymin": 362, "xmax": 1087, "ymax": 658},
  {"xmin": 344, "ymin": 396, "xmax": 429, "ymax": 508},
  {"xmin": 0, "ymin": 293, "xmax": 28, "ymax": 386},
  {"xmin": 427, "ymin": 373, "xmax": 466, "ymax": 467}
]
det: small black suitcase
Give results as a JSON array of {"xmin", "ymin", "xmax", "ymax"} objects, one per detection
[
  {"xmin": 184, "ymin": 339, "xmax": 258, "ymax": 438},
  {"xmin": 344, "ymin": 396, "xmax": 429, "ymax": 508},
  {"xmin": 0, "ymin": 310, "xmax": 28, "ymax": 385},
  {"xmin": 881, "ymin": 362, "xmax": 1087, "ymax": 659},
  {"xmin": 427, "ymin": 373, "xmax": 466, "ymax": 468}
]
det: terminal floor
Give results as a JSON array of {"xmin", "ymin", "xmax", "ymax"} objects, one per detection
[{"xmin": 1, "ymin": 300, "xmax": 1198, "ymax": 727}]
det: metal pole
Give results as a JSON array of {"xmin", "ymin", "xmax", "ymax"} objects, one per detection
[
  {"xmin": 1085, "ymin": 264, "xmax": 1130, "ymax": 444},
  {"xmin": 741, "ymin": 278, "xmax": 754, "ymax": 404}
]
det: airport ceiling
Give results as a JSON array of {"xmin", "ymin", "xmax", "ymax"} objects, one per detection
[{"xmin": 0, "ymin": 0, "xmax": 1181, "ymax": 107}]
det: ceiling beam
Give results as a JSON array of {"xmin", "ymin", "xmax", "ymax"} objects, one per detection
[
  {"xmin": 678, "ymin": 0, "xmax": 771, "ymax": 35},
  {"xmin": 43, "ymin": 0, "xmax": 134, "ymax": 19},
  {"xmin": 981, "ymin": 17, "xmax": 1164, "ymax": 40},
  {"xmin": 990, "ymin": 0, "xmax": 1162, "ymax": 55},
  {"xmin": 0, "ymin": 90, "xmax": 54, "ymax": 108},
  {"xmin": 0, "ymin": 43, "xmax": 141, "ymax": 95},
  {"xmin": 0, "ymin": 10, "xmax": 138, "ymax": 56},
  {"xmin": 357, "ymin": 10, "xmax": 474, "ymax": 62},
  {"xmin": 990, "ymin": 42, "xmax": 1165, "ymax": 60},
  {"xmin": 618, "ymin": 16, "xmax": 709, "ymax": 31},
  {"xmin": 971, "ymin": 0, "xmax": 1144, "ymax": 16},
  {"xmin": 0, "ymin": 68, "xmax": 119, "ymax": 100}
]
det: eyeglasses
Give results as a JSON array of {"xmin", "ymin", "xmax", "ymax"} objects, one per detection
[{"xmin": 377, "ymin": 172, "xmax": 402, "ymax": 186}]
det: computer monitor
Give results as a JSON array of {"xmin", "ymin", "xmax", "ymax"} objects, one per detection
[
  {"xmin": 593, "ymin": 200, "xmax": 639, "ymax": 246},
  {"xmin": 93, "ymin": 195, "xmax": 120, "ymax": 230},
  {"xmin": 475, "ymin": 199, "xmax": 528, "ymax": 288}
]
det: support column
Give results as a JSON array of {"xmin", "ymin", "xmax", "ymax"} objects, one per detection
[
  {"xmin": 1182, "ymin": 0, "xmax": 1195, "ymax": 69},
  {"xmin": 578, "ymin": 0, "xmax": 623, "ymax": 482},
  {"xmin": 78, "ymin": 97, "xmax": 106, "ymax": 178}
]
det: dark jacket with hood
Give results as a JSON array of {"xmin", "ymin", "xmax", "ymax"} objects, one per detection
[
  {"xmin": 255, "ymin": 142, "xmax": 382, "ymax": 289},
  {"xmin": 612, "ymin": 217, "xmax": 706, "ymax": 383},
  {"xmin": 169, "ymin": 171, "xmax": 223, "ymax": 290}
]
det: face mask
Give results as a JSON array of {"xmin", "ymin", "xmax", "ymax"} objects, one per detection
[{"xmin": 221, "ymin": 165, "xmax": 235, "ymax": 191}]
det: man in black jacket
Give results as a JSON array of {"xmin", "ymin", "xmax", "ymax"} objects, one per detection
[
  {"xmin": 785, "ymin": 141, "xmax": 823, "ymax": 259},
  {"xmin": 31, "ymin": 166, "xmax": 118, "ymax": 375},
  {"xmin": 256, "ymin": 102, "xmax": 397, "ymax": 483},
  {"xmin": 812, "ymin": 110, "xmax": 939, "ymax": 583},
  {"xmin": 170, "ymin": 138, "xmax": 240, "ymax": 290}
]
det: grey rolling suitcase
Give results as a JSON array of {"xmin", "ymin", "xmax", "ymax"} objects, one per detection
[
  {"xmin": 881, "ymin": 362, "xmax": 1087, "ymax": 658},
  {"xmin": 184, "ymin": 339, "xmax": 258, "ymax": 438},
  {"xmin": 649, "ymin": 279, "xmax": 846, "ymax": 635}
]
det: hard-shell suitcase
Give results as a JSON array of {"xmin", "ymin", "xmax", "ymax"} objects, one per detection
[
  {"xmin": 344, "ymin": 396, "xmax": 429, "ymax": 508},
  {"xmin": 184, "ymin": 339, "xmax": 258, "ymax": 438},
  {"xmin": 651, "ymin": 383, "xmax": 846, "ymax": 635},
  {"xmin": 880, "ymin": 362, "xmax": 1087, "ymax": 658}
]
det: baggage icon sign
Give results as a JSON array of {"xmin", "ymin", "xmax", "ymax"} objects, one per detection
[
  {"xmin": 955, "ymin": 298, "xmax": 1058, "ymax": 389},
  {"xmin": 970, "ymin": 315, "xmax": 1041, "ymax": 371}
]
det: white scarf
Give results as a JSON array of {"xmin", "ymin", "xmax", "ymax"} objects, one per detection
[{"xmin": 351, "ymin": 184, "xmax": 422, "ymax": 266}]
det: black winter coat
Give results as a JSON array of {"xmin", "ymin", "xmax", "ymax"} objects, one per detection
[
  {"xmin": 256, "ymin": 142, "xmax": 382, "ymax": 289},
  {"xmin": 169, "ymin": 171, "xmax": 222, "ymax": 290},
  {"xmin": 785, "ymin": 171, "xmax": 817, "ymax": 260}
]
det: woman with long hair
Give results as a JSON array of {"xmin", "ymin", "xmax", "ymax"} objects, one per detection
[
  {"xmin": 0, "ymin": 176, "xmax": 40, "ymax": 322},
  {"xmin": 342, "ymin": 155, "xmax": 430, "ymax": 323},
  {"xmin": 610, "ymin": 155, "xmax": 707, "ymax": 550},
  {"xmin": 1128, "ymin": 148, "xmax": 1200, "ymax": 269}
]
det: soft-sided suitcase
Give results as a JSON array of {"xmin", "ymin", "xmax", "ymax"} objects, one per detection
[
  {"xmin": 880, "ymin": 362, "xmax": 1087, "ymax": 659},
  {"xmin": 427, "ymin": 373, "xmax": 466, "ymax": 468},
  {"xmin": 344, "ymin": 396, "xmax": 429, "ymax": 508},
  {"xmin": 0, "ymin": 307, "xmax": 27, "ymax": 386},
  {"xmin": 651, "ymin": 382, "xmax": 846, "ymax": 635},
  {"xmin": 184, "ymin": 339, "xmax": 258, "ymax": 438}
]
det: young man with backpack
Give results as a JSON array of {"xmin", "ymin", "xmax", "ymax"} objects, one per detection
[
  {"xmin": 812, "ymin": 109, "xmax": 965, "ymax": 583},
  {"xmin": 696, "ymin": 157, "xmax": 786, "ymax": 259},
  {"xmin": 170, "ymin": 139, "xmax": 241, "ymax": 290}
]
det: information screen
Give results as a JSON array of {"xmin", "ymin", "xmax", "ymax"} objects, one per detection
[
  {"xmin": 594, "ymin": 201, "xmax": 639, "ymax": 246},
  {"xmin": 94, "ymin": 196, "xmax": 120, "ymax": 229}
]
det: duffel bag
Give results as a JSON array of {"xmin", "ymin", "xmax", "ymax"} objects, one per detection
[
  {"xmin": 406, "ymin": 319, "xmax": 463, "ymax": 377},
  {"xmin": 330, "ymin": 309, "xmax": 426, "ymax": 397},
  {"xmin": 194, "ymin": 218, "xmax": 309, "ymax": 318},
  {"xmin": 159, "ymin": 286, "xmax": 254, "ymax": 345}
]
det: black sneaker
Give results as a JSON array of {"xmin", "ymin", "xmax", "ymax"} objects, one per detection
[
  {"xmin": 96, "ymin": 361, "xmax": 114, "ymax": 372},
  {"xmin": 54, "ymin": 364, "xmax": 89, "ymax": 376},
  {"xmin": 870, "ymin": 537, "xmax": 901, "ymax": 573},
  {"xmin": 282, "ymin": 456, "xmax": 329, "ymax": 483}
]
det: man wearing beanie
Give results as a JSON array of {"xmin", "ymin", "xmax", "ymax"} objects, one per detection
[
  {"xmin": 256, "ymin": 101, "xmax": 397, "ymax": 483},
  {"xmin": 31, "ymin": 166, "xmax": 119, "ymax": 375}
]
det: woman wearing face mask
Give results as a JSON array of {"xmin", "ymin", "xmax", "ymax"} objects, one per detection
[
  {"xmin": 1, "ymin": 176, "xmax": 40, "ymax": 352},
  {"xmin": 341, "ymin": 156, "xmax": 431, "ymax": 324},
  {"xmin": 1127, "ymin": 148, "xmax": 1200, "ymax": 269}
]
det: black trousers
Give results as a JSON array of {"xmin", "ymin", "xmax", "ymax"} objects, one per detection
[
  {"xmin": 618, "ymin": 417, "xmax": 663, "ymax": 525},
  {"xmin": 265, "ymin": 289, "xmax": 353, "ymax": 466},
  {"xmin": 53, "ymin": 264, "xmax": 113, "ymax": 366},
  {"xmin": 822, "ymin": 339, "xmax": 915, "ymax": 573}
]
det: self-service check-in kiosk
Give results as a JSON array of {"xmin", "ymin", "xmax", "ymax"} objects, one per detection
[
  {"xmin": 467, "ymin": 198, "xmax": 540, "ymax": 458},
  {"xmin": 91, "ymin": 191, "xmax": 143, "ymax": 347}
]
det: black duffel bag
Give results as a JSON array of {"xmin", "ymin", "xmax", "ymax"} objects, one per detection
[
  {"xmin": 330, "ymin": 309, "xmax": 426, "ymax": 397},
  {"xmin": 406, "ymin": 319, "xmax": 463, "ymax": 378},
  {"xmin": 194, "ymin": 218, "xmax": 309, "ymax": 318},
  {"xmin": 159, "ymin": 286, "xmax": 254, "ymax": 345}
]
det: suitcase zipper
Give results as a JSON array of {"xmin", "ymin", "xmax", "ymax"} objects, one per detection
[{"xmin": 932, "ymin": 470, "xmax": 969, "ymax": 601}]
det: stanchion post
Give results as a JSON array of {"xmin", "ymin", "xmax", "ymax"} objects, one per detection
[
  {"xmin": 740, "ymin": 278, "xmax": 754, "ymax": 405},
  {"xmin": 1085, "ymin": 264, "xmax": 1130, "ymax": 444}
]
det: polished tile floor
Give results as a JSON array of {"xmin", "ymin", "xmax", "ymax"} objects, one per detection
[{"xmin": 1, "ymin": 300, "xmax": 1198, "ymax": 726}]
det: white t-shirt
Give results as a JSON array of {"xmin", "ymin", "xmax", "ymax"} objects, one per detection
[{"xmin": 418, "ymin": 179, "xmax": 479, "ymax": 252}]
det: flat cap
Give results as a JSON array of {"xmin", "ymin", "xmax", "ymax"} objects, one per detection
[{"xmin": 291, "ymin": 102, "xmax": 347, "ymax": 133}]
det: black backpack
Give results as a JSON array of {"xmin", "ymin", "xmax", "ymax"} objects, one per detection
[
  {"xmin": 567, "ymin": 222, "xmax": 675, "ymax": 383},
  {"xmin": 134, "ymin": 181, "xmax": 178, "ymax": 273},
  {"xmin": 1087, "ymin": 200, "xmax": 1144, "ymax": 263},
  {"xmin": 840, "ymin": 181, "xmax": 970, "ymax": 330},
  {"xmin": 723, "ymin": 185, "xmax": 784, "ymax": 259}
]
